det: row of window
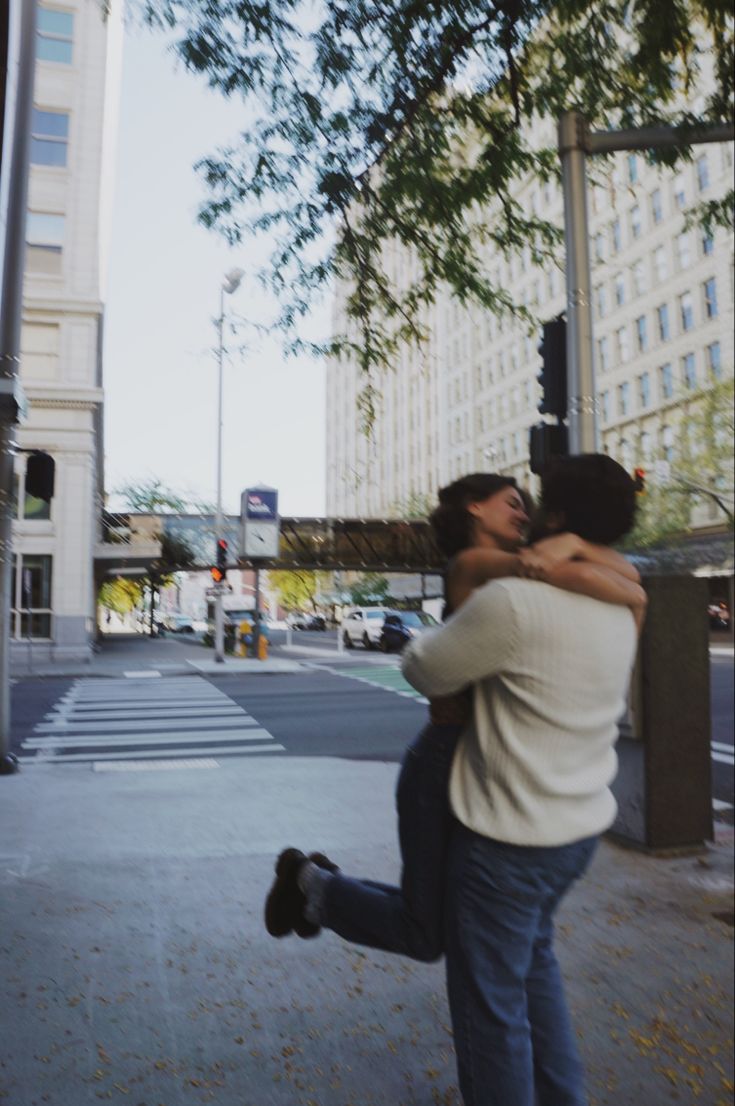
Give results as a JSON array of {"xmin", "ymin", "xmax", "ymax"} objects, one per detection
[
  {"xmin": 595, "ymin": 234, "xmax": 715, "ymax": 323},
  {"xmin": 10, "ymin": 554, "xmax": 53, "ymax": 639},
  {"xmin": 599, "ymin": 342, "xmax": 722, "ymax": 421},
  {"xmin": 597, "ymin": 280, "xmax": 719, "ymax": 370},
  {"xmin": 37, "ymin": 6, "xmax": 74, "ymax": 65}
]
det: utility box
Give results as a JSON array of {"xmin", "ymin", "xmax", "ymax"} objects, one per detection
[{"xmin": 610, "ymin": 576, "xmax": 713, "ymax": 851}]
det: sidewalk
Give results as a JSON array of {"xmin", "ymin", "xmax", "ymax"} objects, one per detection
[
  {"xmin": 0, "ymin": 754, "xmax": 732, "ymax": 1106},
  {"xmin": 10, "ymin": 633, "xmax": 305, "ymax": 679}
]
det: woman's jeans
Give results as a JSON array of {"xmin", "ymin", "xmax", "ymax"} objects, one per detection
[
  {"xmin": 322, "ymin": 723, "xmax": 463, "ymax": 961},
  {"xmin": 445, "ymin": 823, "xmax": 599, "ymax": 1106}
]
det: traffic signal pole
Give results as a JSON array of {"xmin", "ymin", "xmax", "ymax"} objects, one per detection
[
  {"xmin": 214, "ymin": 284, "xmax": 226, "ymax": 663},
  {"xmin": 0, "ymin": 0, "xmax": 37, "ymax": 774},
  {"xmin": 558, "ymin": 110, "xmax": 735, "ymax": 457}
]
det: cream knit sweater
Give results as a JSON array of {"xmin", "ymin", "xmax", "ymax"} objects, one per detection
[{"xmin": 402, "ymin": 578, "xmax": 637, "ymax": 846}]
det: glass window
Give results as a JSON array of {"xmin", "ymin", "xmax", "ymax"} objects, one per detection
[
  {"xmin": 660, "ymin": 363, "xmax": 674, "ymax": 399},
  {"xmin": 600, "ymin": 391, "xmax": 609, "ymax": 422},
  {"xmin": 676, "ymin": 232, "xmax": 692, "ymax": 269},
  {"xmin": 26, "ymin": 211, "xmax": 64, "ymax": 274},
  {"xmin": 630, "ymin": 204, "xmax": 642, "ymax": 239},
  {"xmin": 594, "ymin": 233, "xmax": 605, "ymax": 262},
  {"xmin": 702, "ymin": 232, "xmax": 714, "ymax": 256},
  {"xmin": 703, "ymin": 277, "xmax": 718, "ymax": 319},
  {"xmin": 632, "ymin": 260, "xmax": 646, "ymax": 295},
  {"xmin": 640, "ymin": 431, "xmax": 652, "ymax": 461},
  {"xmin": 11, "ymin": 554, "xmax": 53, "ymax": 638},
  {"xmin": 616, "ymin": 326, "xmax": 630, "ymax": 364},
  {"xmin": 696, "ymin": 154, "xmax": 710, "ymax": 192},
  {"xmin": 651, "ymin": 189, "xmax": 663, "ymax": 224},
  {"xmin": 618, "ymin": 382, "xmax": 631, "ymax": 416},
  {"xmin": 614, "ymin": 272, "xmax": 625, "ymax": 306},
  {"xmin": 707, "ymin": 341, "xmax": 722, "ymax": 379},
  {"xmin": 682, "ymin": 352, "xmax": 696, "ymax": 389},
  {"xmin": 610, "ymin": 219, "xmax": 622, "ymax": 254},
  {"xmin": 655, "ymin": 304, "xmax": 669, "ymax": 342},
  {"xmin": 598, "ymin": 335, "xmax": 610, "ymax": 372},
  {"xmin": 30, "ymin": 108, "xmax": 69, "ymax": 167},
  {"xmin": 635, "ymin": 315, "xmax": 648, "ymax": 352},
  {"xmin": 638, "ymin": 372, "xmax": 651, "ymax": 408},
  {"xmin": 673, "ymin": 174, "xmax": 687, "ymax": 209},
  {"xmin": 595, "ymin": 285, "xmax": 607, "ymax": 319},
  {"xmin": 36, "ymin": 7, "xmax": 73, "ymax": 64},
  {"xmin": 661, "ymin": 425, "xmax": 674, "ymax": 462},
  {"xmin": 679, "ymin": 291, "xmax": 694, "ymax": 332},
  {"xmin": 653, "ymin": 245, "xmax": 668, "ymax": 282},
  {"xmin": 627, "ymin": 154, "xmax": 638, "ymax": 184}
]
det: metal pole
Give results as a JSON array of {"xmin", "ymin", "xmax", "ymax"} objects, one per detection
[
  {"xmin": 0, "ymin": 0, "xmax": 37, "ymax": 774},
  {"xmin": 214, "ymin": 285, "xmax": 225, "ymax": 663},
  {"xmin": 558, "ymin": 110, "xmax": 597, "ymax": 454},
  {"xmin": 253, "ymin": 568, "xmax": 261, "ymax": 658}
]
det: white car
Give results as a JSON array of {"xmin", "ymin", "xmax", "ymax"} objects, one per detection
[{"xmin": 341, "ymin": 606, "xmax": 393, "ymax": 650}]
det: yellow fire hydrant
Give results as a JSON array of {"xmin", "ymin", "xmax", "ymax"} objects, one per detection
[
  {"xmin": 257, "ymin": 632, "xmax": 268, "ymax": 660},
  {"xmin": 239, "ymin": 618, "xmax": 252, "ymax": 657}
]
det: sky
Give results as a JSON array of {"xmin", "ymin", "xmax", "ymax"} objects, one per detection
[{"xmin": 103, "ymin": 24, "xmax": 328, "ymax": 518}]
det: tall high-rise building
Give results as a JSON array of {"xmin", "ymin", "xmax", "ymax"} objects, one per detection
[
  {"xmin": 326, "ymin": 130, "xmax": 734, "ymax": 529},
  {"xmin": 13, "ymin": 0, "xmax": 123, "ymax": 662}
]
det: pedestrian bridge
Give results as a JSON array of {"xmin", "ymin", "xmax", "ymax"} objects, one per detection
[{"xmin": 96, "ymin": 512, "xmax": 444, "ymax": 575}]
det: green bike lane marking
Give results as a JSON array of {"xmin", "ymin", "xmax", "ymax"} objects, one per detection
[{"xmin": 306, "ymin": 661, "xmax": 429, "ymax": 704}]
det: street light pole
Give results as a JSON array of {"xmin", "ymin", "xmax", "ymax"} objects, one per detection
[{"xmin": 213, "ymin": 268, "xmax": 244, "ymax": 664}]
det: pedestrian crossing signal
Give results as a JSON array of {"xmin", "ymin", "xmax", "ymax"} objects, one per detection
[{"xmin": 634, "ymin": 467, "xmax": 646, "ymax": 494}]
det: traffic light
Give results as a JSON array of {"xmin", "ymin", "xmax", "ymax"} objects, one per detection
[
  {"xmin": 210, "ymin": 565, "xmax": 225, "ymax": 584},
  {"xmin": 211, "ymin": 538, "xmax": 228, "ymax": 584},
  {"xmin": 25, "ymin": 451, "xmax": 55, "ymax": 501},
  {"xmin": 634, "ymin": 467, "xmax": 646, "ymax": 494},
  {"xmin": 529, "ymin": 422, "xmax": 568, "ymax": 476},
  {"xmin": 537, "ymin": 317, "xmax": 567, "ymax": 419}
]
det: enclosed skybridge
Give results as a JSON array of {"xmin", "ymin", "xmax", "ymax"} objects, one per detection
[{"xmin": 103, "ymin": 513, "xmax": 445, "ymax": 574}]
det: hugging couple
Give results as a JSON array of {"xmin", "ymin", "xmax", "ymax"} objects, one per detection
[{"xmin": 265, "ymin": 452, "xmax": 644, "ymax": 1106}]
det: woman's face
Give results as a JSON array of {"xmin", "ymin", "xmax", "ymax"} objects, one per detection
[{"xmin": 469, "ymin": 486, "xmax": 529, "ymax": 552}]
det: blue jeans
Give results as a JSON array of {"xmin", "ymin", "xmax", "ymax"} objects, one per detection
[
  {"xmin": 322, "ymin": 723, "xmax": 463, "ymax": 961},
  {"xmin": 445, "ymin": 823, "xmax": 598, "ymax": 1106}
]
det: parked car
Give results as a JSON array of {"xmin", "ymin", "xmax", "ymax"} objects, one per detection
[
  {"xmin": 304, "ymin": 613, "xmax": 327, "ymax": 631},
  {"xmin": 287, "ymin": 612, "xmax": 312, "ymax": 630},
  {"xmin": 708, "ymin": 602, "xmax": 731, "ymax": 630},
  {"xmin": 165, "ymin": 613, "xmax": 194, "ymax": 633},
  {"xmin": 341, "ymin": 606, "xmax": 393, "ymax": 649},
  {"xmin": 379, "ymin": 610, "xmax": 439, "ymax": 652}
]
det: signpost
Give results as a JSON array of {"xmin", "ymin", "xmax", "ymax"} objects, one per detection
[{"xmin": 241, "ymin": 486, "xmax": 279, "ymax": 658}]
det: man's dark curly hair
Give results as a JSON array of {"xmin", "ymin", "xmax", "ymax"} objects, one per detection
[
  {"xmin": 540, "ymin": 453, "xmax": 637, "ymax": 545},
  {"xmin": 430, "ymin": 473, "xmax": 531, "ymax": 558}
]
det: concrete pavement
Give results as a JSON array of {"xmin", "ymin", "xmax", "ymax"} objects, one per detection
[{"xmin": 0, "ymin": 752, "xmax": 732, "ymax": 1106}]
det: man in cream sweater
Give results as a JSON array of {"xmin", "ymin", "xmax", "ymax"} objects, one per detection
[{"xmin": 402, "ymin": 453, "xmax": 640, "ymax": 1106}]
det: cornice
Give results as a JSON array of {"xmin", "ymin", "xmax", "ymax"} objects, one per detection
[{"xmin": 24, "ymin": 386, "xmax": 103, "ymax": 408}]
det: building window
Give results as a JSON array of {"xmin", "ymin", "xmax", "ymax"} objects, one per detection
[
  {"xmin": 36, "ymin": 6, "xmax": 74, "ymax": 64},
  {"xmin": 702, "ymin": 232, "xmax": 714, "ymax": 256},
  {"xmin": 638, "ymin": 372, "xmax": 651, "ymax": 408},
  {"xmin": 676, "ymin": 232, "xmax": 692, "ymax": 269},
  {"xmin": 595, "ymin": 284, "xmax": 607, "ymax": 319},
  {"xmin": 20, "ymin": 322, "xmax": 60, "ymax": 380},
  {"xmin": 632, "ymin": 260, "xmax": 646, "ymax": 296},
  {"xmin": 703, "ymin": 277, "xmax": 718, "ymax": 319},
  {"xmin": 661, "ymin": 425, "xmax": 674, "ymax": 462},
  {"xmin": 673, "ymin": 174, "xmax": 687, "ymax": 209},
  {"xmin": 618, "ymin": 381, "xmax": 630, "ymax": 416},
  {"xmin": 616, "ymin": 326, "xmax": 630, "ymax": 364},
  {"xmin": 640, "ymin": 431, "xmax": 652, "ymax": 461},
  {"xmin": 627, "ymin": 154, "xmax": 638, "ymax": 184},
  {"xmin": 651, "ymin": 189, "xmax": 663, "ymax": 224},
  {"xmin": 660, "ymin": 362, "xmax": 674, "ymax": 399},
  {"xmin": 600, "ymin": 390, "xmax": 610, "ymax": 422},
  {"xmin": 594, "ymin": 233, "xmax": 605, "ymax": 262},
  {"xmin": 653, "ymin": 245, "xmax": 668, "ymax": 282},
  {"xmin": 679, "ymin": 291, "xmax": 694, "ymax": 332},
  {"xmin": 11, "ymin": 554, "xmax": 53, "ymax": 639},
  {"xmin": 30, "ymin": 108, "xmax": 69, "ymax": 167},
  {"xmin": 706, "ymin": 341, "xmax": 722, "ymax": 379},
  {"xmin": 610, "ymin": 219, "xmax": 622, "ymax": 254},
  {"xmin": 630, "ymin": 204, "xmax": 642, "ymax": 239},
  {"xmin": 635, "ymin": 315, "xmax": 648, "ymax": 352},
  {"xmin": 682, "ymin": 352, "xmax": 696, "ymax": 389},
  {"xmin": 26, "ymin": 212, "xmax": 64, "ymax": 274},
  {"xmin": 598, "ymin": 335, "xmax": 610, "ymax": 372},
  {"xmin": 614, "ymin": 272, "xmax": 625, "ymax": 306},
  {"xmin": 656, "ymin": 304, "xmax": 670, "ymax": 341},
  {"xmin": 696, "ymin": 154, "xmax": 710, "ymax": 192}
]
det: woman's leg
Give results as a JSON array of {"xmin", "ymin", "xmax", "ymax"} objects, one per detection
[{"xmin": 320, "ymin": 723, "xmax": 462, "ymax": 960}]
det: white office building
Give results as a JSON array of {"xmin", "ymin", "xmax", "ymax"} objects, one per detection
[
  {"xmin": 326, "ymin": 129, "xmax": 734, "ymax": 530},
  {"xmin": 13, "ymin": 0, "xmax": 123, "ymax": 663}
]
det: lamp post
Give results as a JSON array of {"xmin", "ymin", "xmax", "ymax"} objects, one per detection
[{"xmin": 214, "ymin": 267, "xmax": 244, "ymax": 664}]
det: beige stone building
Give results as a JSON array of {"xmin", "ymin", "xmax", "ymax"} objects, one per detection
[
  {"xmin": 13, "ymin": 0, "xmax": 123, "ymax": 662},
  {"xmin": 326, "ymin": 129, "xmax": 734, "ymax": 530}
]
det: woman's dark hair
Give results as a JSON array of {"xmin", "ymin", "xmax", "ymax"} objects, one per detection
[
  {"xmin": 540, "ymin": 453, "xmax": 637, "ymax": 545},
  {"xmin": 430, "ymin": 473, "xmax": 529, "ymax": 558}
]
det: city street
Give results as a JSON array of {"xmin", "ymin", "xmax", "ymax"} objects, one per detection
[{"xmin": 8, "ymin": 631, "xmax": 734, "ymax": 814}]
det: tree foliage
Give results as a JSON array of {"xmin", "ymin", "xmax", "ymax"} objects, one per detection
[
  {"xmin": 98, "ymin": 577, "xmax": 143, "ymax": 615},
  {"xmin": 270, "ymin": 569, "xmax": 331, "ymax": 611},
  {"xmin": 114, "ymin": 477, "xmax": 190, "ymax": 515},
  {"xmin": 138, "ymin": 0, "xmax": 734, "ymax": 421},
  {"xmin": 349, "ymin": 571, "xmax": 389, "ymax": 604}
]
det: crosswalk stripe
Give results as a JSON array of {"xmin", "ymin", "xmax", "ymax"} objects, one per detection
[{"xmin": 21, "ymin": 676, "xmax": 284, "ymax": 764}]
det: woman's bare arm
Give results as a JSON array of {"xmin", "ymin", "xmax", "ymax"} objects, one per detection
[
  {"xmin": 547, "ymin": 562, "xmax": 647, "ymax": 633},
  {"xmin": 525, "ymin": 533, "xmax": 641, "ymax": 582}
]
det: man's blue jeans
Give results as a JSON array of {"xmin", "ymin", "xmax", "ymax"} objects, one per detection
[
  {"xmin": 322, "ymin": 723, "xmax": 463, "ymax": 961},
  {"xmin": 445, "ymin": 823, "xmax": 598, "ymax": 1106}
]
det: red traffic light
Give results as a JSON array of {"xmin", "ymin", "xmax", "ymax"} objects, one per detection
[
  {"xmin": 210, "ymin": 566, "xmax": 225, "ymax": 583},
  {"xmin": 633, "ymin": 467, "xmax": 646, "ymax": 493}
]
